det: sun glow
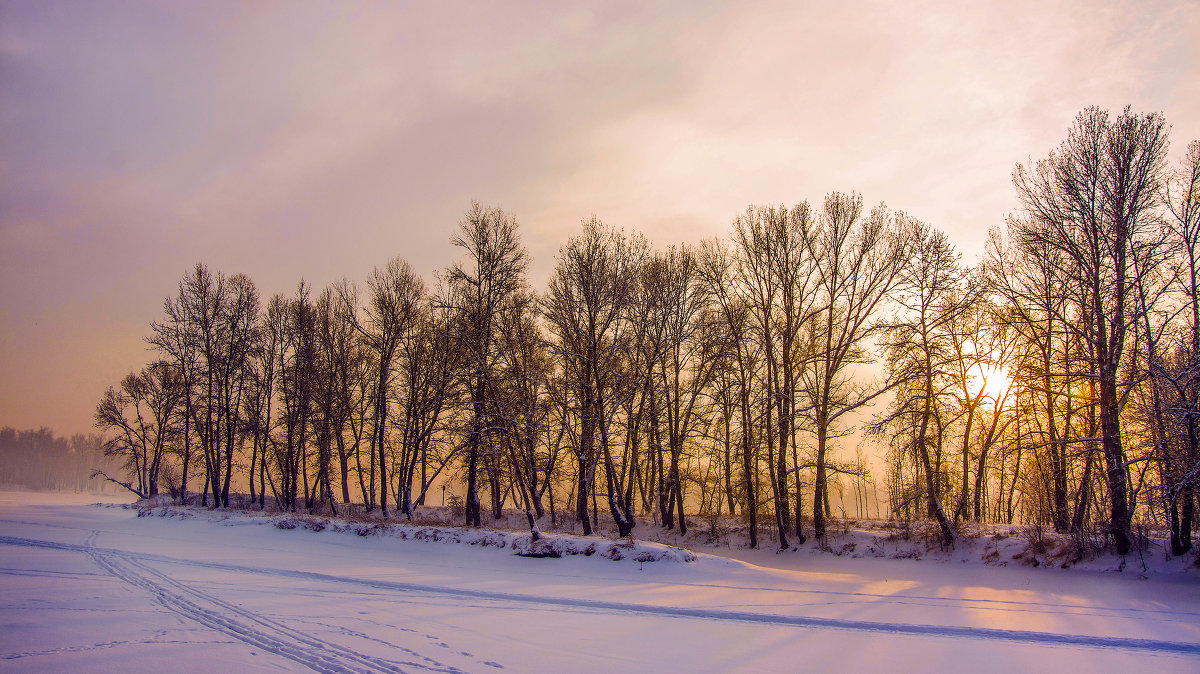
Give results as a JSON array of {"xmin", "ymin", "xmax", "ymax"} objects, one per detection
[{"xmin": 971, "ymin": 362, "xmax": 1014, "ymax": 402}]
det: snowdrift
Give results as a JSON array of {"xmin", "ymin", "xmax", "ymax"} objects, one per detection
[{"xmin": 132, "ymin": 503, "xmax": 697, "ymax": 563}]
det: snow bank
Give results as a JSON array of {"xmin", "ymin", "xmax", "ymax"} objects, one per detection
[
  {"xmin": 605, "ymin": 515, "xmax": 1200, "ymax": 579},
  {"xmin": 766, "ymin": 520, "xmax": 1200, "ymax": 578},
  {"xmin": 124, "ymin": 499, "xmax": 1198, "ymax": 578},
  {"xmin": 132, "ymin": 504, "xmax": 697, "ymax": 563}
]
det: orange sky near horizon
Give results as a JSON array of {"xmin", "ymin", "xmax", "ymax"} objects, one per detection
[{"xmin": 2, "ymin": 0, "xmax": 1199, "ymax": 437}]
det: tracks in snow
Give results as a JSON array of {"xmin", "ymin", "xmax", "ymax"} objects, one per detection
[
  {"xmin": 72, "ymin": 531, "xmax": 461, "ymax": 673},
  {"xmin": 2, "ymin": 534, "xmax": 1199, "ymax": 657}
]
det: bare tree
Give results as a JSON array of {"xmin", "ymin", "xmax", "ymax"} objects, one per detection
[
  {"xmin": 392, "ymin": 299, "xmax": 463, "ymax": 519},
  {"xmin": 804, "ymin": 193, "xmax": 909, "ymax": 540},
  {"xmin": 148, "ymin": 276, "xmax": 202, "ymax": 503},
  {"xmin": 653, "ymin": 246, "xmax": 721, "ymax": 537},
  {"xmin": 269, "ymin": 285, "xmax": 317, "ymax": 512},
  {"xmin": 325, "ymin": 281, "xmax": 370, "ymax": 505},
  {"xmin": 543, "ymin": 217, "xmax": 647, "ymax": 536},
  {"xmin": 216, "ymin": 273, "xmax": 259, "ymax": 507},
  {"xmin": 731, "ymin": 205, "xmax": 808, "ymax": 548},
  {"xmin": 699, "ymin": 239, "xmax": 763, "ymax": 548},
  {"xmin": 93, "ymin": 361, "xmax": 183, "ymax": 498},
  {"xmin": 1153, "ymin": 140, "xmax": 1200, "ymax": 555},
  {"xmin": 629, "ymin": 251, "xmax": 673, "ymax": 528},
  {"xmin": 149, "ymin": 264, "xmax": 257, "ymax": 508},
  {"xmin": 1013, "ymin": 106, "xmax": 1170, "ymax": 554},
  {"xmin": 310, "ymin": 287, "xmax": 355, "ymax": 515},
  {"xmin": 243, "ymin": 296, "xmax": 279, "ymax": 509},
  {"xmin": 987, "ymin": 228, "xmax": 1085, "ymax": 530},
  {"xmin": 493, "ymin": 295, "xmax": 551, "ymax": 539},
  {"xmin": 942, "ymin": 290, "xmax": 1019, "ymax": 524},
  {"xmin": 445, "ymin": 203, "xmax": 529, "ymax": 527},
  {"xmin": 341, "ymin": 259, "xmax": 425, "ymax": 518},
  {"xmin": 876, "ymin": 222, "xmax": 967, "ymax": 546}
]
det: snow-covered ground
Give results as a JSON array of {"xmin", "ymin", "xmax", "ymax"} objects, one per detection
[{"xmin": 2, "ymin": 491, "xmax": 1198, "ymax": 672}]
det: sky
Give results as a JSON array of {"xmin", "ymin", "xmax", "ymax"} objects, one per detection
[{"xmin": 1, "ymin": 0, "xmax": 1199, "ymax": 437}]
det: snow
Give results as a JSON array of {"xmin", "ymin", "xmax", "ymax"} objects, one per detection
[
  {"xmin": 2, "ymin": 492, "xmax": 1199, "ymax": 672},
  {"xmin": 131, "ymin": 505, "xmax": 696, "ymax": 564}
]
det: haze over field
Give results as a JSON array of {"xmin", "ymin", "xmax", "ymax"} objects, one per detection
[{"xmin": 2, "ymin": 0, "xmax": 1199, "ymax": 437}]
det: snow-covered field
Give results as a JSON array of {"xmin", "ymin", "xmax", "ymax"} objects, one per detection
[{"xmin": 2, "ymin": 491, "xmax": 1198, "ymax": 672}]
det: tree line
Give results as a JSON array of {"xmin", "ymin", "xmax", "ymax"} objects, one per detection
[
  {"xmin": 0, "ymin": 426, "xmax": 121, "ymax": 493},
  {"xmin": 95, "ymin": 106, "xmax": 1199, "ymax": 556}
]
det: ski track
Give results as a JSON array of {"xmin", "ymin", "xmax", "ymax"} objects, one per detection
[
  {"xmin": 0, "ymin": 566, "xmax": 109, "ymax": 580},
  {"xmin": 66, "ymin": 531, "xmax": 465, "ymax": 674},
  {"xmin": 3, "ymin": 534, "xmax": 1198, "ymax": 658},
  {"xmin": 3, "ymin": 637, "xmax": 244, "ymax": 661}
]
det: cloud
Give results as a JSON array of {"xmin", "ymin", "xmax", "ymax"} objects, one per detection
[{"xmin": 1, "ymin": 0, "xmax": 1198, "ymax": 433}]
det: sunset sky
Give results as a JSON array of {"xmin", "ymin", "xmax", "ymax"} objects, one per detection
[{"xmin": 2, "ymin": 0, "xmax": 1199, "ymax": 436}]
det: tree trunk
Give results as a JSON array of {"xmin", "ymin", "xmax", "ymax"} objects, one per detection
[{"xmin": 1098, "ymin": 372, "xmax": 1133, "ymax": 555}]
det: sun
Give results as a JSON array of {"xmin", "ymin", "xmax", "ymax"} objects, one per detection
[{"xmin": 970, "ymin": 362, "xmax": 1013, "ymax": 402}]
